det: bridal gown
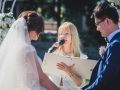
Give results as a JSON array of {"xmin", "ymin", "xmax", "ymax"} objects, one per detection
[
  {"xmin": 0, "ymin": 44, "xmax": 48, "ymax": 90},
  {"xmin": 0, "ymin": 18, "xmax": 48, "ymax": 90}
]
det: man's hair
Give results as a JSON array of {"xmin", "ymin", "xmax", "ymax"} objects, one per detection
[{"xmin": 92, "ymin": 2, "xmax": 119, "ymax": 24}]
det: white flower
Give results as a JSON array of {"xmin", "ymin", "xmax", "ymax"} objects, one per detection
[
  {"xmin": 1, "ymin": 30, "xmax": 8, "ymax": 39},
  {"xmin": 0, "ymin": 20, "xmax": 3, "ymax": 27},
  {"xmin": 11, "ymin": 18, "xmax": 15, "ymax": 23},
  {"xmin": 0, "ymin": 29, "xmax": 3, "ymax": 44},
  {"xmin": 99, "ymin": 46, "xmax": 105, "ymax": 56},
  {"xmin": 6, "ymin": 12, "xmax": 13, "ymax": 16},
  {"xmin": 108, "ymin": 0, "xmax": 120, "ymax": 5},
  {"xmin": 0, "ymin": 17, "xmax": 2, "ymax": 21},
  {"xmin": 1, "ymin": 22, "xmax": 7, "ymax": 30},
  {"xmin": 0, "ymin": 13, "xmax": 5, "ymax": 19},
  {"xmin": 0, "ymin": 13, "xmax": 15, "ymax": 44},
  {"xmin": 0, "ymin": 29, "xmax": 3, "ymax": 35},
  {"xmin": 8, "ymin": 23, "xmax": 13, "ymax": 27},
  {"xmin": 4, "ymin": 17, "xmax": 12, "ymax": 25},
  {"xmin": 0, "ymin": 36, "xmax": 3, "ymax": 44},
  {"xmin": 107, "ymin": 0, "xmax": 120, "ymax": 9}
]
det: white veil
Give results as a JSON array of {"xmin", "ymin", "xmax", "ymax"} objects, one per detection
[{"xmin": 0, "ymin": 18, "xmax": 46, "ymax": 90}]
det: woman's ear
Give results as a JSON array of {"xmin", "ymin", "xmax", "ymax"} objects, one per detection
[{"xmin": 29, "ymin": 31, "xmax": 35, "ymax": 39}]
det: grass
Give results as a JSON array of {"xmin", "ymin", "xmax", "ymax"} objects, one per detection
[{"xmin": 85, "ymin": 79, "xmax": 90, "ymax": 85}]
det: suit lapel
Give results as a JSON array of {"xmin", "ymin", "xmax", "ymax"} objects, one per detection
[
  {"xmin": 96, "ymin": 32, "xmax": 120, "ymax": 76},
  {"xmin": 103, "ymin": 32, "xmax": 120, "ymax": 61}
]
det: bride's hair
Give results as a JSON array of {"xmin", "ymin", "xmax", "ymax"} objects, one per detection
[{"xmin": 18, "ymin": 11, "xmax": 44, "ymax": 34}]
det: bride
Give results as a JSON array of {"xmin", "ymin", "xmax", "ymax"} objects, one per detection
[{"xmin": 0, "ymin": 11, "xmax": 59, "ymax": 90}]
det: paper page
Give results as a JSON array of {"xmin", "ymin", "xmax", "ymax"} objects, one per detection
[
  {"xmin": 42, "ymin": 53, "xmax": 98, "ymax": 79},
  {"xmin": 42, "ymin": 53, "xmax": 71, "ymax": 77}
]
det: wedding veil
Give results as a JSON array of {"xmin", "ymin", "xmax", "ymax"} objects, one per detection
[{"xmin": 0, "ymin": 18, "xmax": 45, "ymax": 90}]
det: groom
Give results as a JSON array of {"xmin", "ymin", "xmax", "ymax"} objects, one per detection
[{"xmin": 81, "ymin": 1, "xmax": 120, "ymax": 90}]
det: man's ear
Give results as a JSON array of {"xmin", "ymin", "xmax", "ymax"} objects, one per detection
[
  {"xmin": 106, "ymin": 18, "xmax": 113, "ymax": 25},
  {"xmin": 105, "ymin": 18, "xmax": 109, "ymax": 25}
]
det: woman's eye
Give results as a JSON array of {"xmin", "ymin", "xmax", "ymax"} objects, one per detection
[
  {"xmin": 59, "ymin": 34, "xmax": 62, "ymax": 35},
  {"xmin": 65, "ymin": 33, "xmax": 69, "ymax": 35}
]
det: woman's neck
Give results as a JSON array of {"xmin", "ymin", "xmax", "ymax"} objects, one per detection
[{"xmin": 62, "ymin": 45, "xmax": 71, "ymax": 55}]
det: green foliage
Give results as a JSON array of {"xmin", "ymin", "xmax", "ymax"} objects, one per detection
[
  {"xmin": 85, "ymin": 79, "xmax": 90, "ymax": 86},
  {"xmin": 40, "ymin": 33, "xmax": 57, "ymax": 42},
  {"xmin": 82, "ymin": 46, "xmax": 100, "ymax": 60},
  {"xmin": 31, "ymin": 40, "xmax": 53, "ymax": 50},
  {"xmin": 79, "ymin": 32, "xmax": 99, "ymax": 47},
  {"xmin": 62, "ymin": 0, "xmax": 98, "ymax": 21},
  {"xmin": 79, "ymin": 32, "xmax": 100, "ymax": 59},
  {"xmin": 21, "ymin": 0, "xmax": 106, "ymax": 46}
]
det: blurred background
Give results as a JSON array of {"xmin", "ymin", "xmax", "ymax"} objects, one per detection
[{"xmin": 3, "ymin": 0, "xmax": 119, "ymax": 60}]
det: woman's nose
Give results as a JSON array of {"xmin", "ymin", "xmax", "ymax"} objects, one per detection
[
  {"xmin": 60, "ymin": 34, "xmax": 65, "ymax": 38},
  {"xmin": 60, "ymin": 36, "xmax": 65, "ymax": 40}
]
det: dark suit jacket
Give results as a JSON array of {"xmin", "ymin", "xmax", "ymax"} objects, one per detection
[{"xmin": 82, "ymin": 32, "xmax": 120, "ymax": 90}]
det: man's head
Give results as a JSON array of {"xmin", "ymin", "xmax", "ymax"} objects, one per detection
[{"xmin": 92, "ymin": 2, "xmax": 119, "ymax": 37}]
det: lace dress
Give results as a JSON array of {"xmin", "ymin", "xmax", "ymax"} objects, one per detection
[
  {"xmin": 0, "ymin": 18, "xmax": 48, "ymax": 90},
  {"xmin": 21, "ymin": 45, "xmax": 48, "ymax": 90},
  {"xmin": 0, "ymin": 45, "xmax": 48, "ymax": 90}
]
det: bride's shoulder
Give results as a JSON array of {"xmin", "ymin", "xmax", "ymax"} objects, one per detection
[
  {"xmin": 24, "ymin": 44, "xmax": 35, "ymax": 50},
  {"xmin": 23, "ymin": 45, "xmax": 36, "ymax": 56}
]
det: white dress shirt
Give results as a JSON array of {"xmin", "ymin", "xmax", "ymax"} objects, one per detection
[{"xmin": 107, "ymin": 29, "xmax": 120, "ymax": 42}]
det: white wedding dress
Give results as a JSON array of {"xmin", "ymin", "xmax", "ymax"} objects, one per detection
[{"xmin": 0, "ymin": 18, "xmax": 47, "ymax": 90}]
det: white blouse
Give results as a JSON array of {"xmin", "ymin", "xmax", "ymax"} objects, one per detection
[{"xmin": 49, "ymin": 50, "xmax": 88, "ymax": 90}]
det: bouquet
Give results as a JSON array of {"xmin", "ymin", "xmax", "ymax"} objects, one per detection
[{"xmin": 0, "ymin": 12, "xmax": 15, "ymax": 44}]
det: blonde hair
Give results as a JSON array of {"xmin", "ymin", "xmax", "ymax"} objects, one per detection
[{"xmin": 55, "ymin": 22, "xmax": 82, "ymax": 57}]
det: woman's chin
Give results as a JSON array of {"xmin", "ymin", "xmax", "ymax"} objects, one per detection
[{"xmin": 32, "ymin": 38, "xmax": 38, "ymax": 41}]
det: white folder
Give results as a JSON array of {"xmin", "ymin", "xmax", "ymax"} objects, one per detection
[{"xmin": 42, "ymin": 53, "xmax": 98, "ymax": 79}]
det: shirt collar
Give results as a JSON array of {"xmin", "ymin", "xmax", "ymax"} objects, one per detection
[{"xmin": 107, "ymin": 29, "xmax": 120, "ymax": 42}]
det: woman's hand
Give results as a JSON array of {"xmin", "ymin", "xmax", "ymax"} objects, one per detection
[
  {"xmin": 48, "ymin": 42, "xmax": 60, "ymax": 53},
  {"xmin": 56, "ymin": 62, "xmax": 75, "ymax": 76},
  {"xmin": 51, "ymin": 42, "xmax": 60, "ymax": 48},
  {"xmin": 57, "ymin": 62, "xmax": 82, "ymax": 87}
]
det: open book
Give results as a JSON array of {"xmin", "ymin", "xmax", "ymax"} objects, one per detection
[{"xmin": 42, "ymin": 53, "xmax": 98, "ymax": 79}]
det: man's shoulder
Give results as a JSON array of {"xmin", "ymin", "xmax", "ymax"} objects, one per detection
[
  {"xmin": 113, "ymin": 37, "xmax": 120, "ymax": 44},
  {"xmin": 109, "ymin": 40, "xmax": 120, "ymax": 51},
  {"xmin": 111, "ymin": 34, "xmax": 120, "ymax": 44}
]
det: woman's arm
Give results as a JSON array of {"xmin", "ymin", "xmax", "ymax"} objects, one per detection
[
  {"xmin": 57, "ymin": 62, "xmax": 82, "ymax": 87},
  {"xmin": 69, "ymin": 73, "xmax": 83, "ymax": 86},
  {"xmin": 26, "ymin": 51, "xmax": 59, "ymax": 90}
]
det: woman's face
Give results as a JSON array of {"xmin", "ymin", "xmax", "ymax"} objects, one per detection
[
  {"xmin": 58, "ymin": 29, "xmax": 71, "ymax": 46},
  {"xmin": 29, "ymin": 31, "xmax": 40, "ymax": 40}
]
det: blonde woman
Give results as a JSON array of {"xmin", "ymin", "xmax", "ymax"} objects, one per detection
[{"xmin": 48, "ymin": 22, "xmax": 88, "ymax": 90}]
